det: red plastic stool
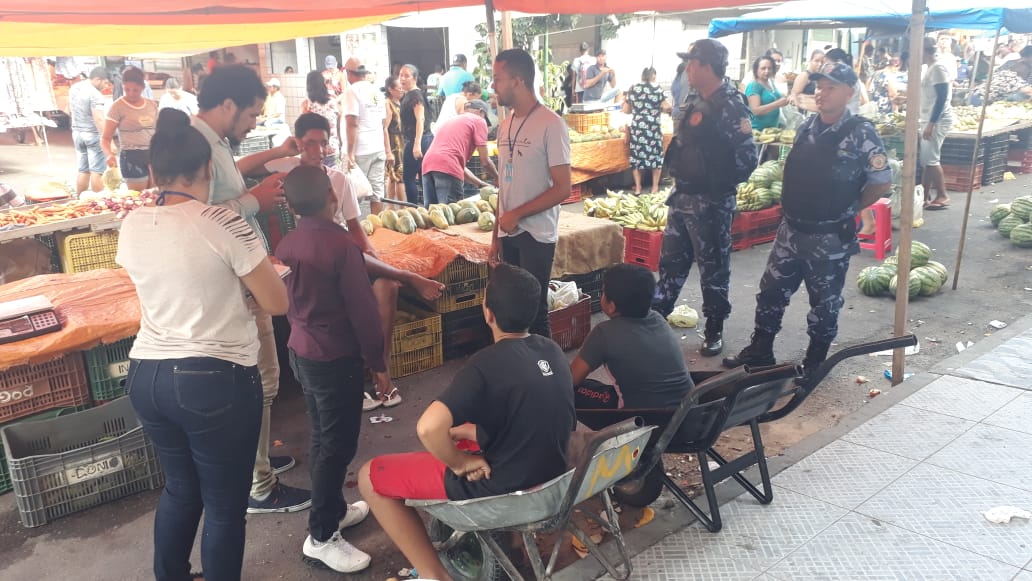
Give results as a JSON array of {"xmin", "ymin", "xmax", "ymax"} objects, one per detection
[{"xmin": 857, "ymin": 198, "xmax": 892, "ymax": 259}]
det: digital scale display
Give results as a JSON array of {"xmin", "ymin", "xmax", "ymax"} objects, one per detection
[{"xmin": 0, "ymin": 295, "xmax": 62, "ymax": 344}]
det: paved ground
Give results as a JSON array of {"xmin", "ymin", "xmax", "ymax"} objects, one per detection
[
  {"xmin": 1, "ymin": 129, "xmax": 1031, "ymax": 580},
  {"xmin": 558, "ymin": 314, "xmax": 1032, "ymax": 581}
]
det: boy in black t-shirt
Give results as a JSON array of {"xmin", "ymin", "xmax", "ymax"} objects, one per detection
[
  {"xmin": 572, "ymin": 264, "xmax": 693, "ymax": 410},
  {"xmin": 358, "ymin": 264, "xmax": 575, "ymax": 581}
]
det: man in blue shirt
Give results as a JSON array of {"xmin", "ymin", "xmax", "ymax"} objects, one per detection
[{"xmin": 439, "ymin": 54, "xmax": 476, "ymax": 97}]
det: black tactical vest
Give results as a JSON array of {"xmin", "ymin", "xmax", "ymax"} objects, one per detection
[
  {"xmin": 666, "ymin": 90, "xmax": 737, "ymax": 196},
  {"xmin": 782, "ymin": 116, "xmax": 869, "ymax": 224}
]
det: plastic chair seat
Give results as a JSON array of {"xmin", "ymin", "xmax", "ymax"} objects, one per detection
[{"xmin": 857, "ymin": 198, "xmax": 892, "ymax": 259}]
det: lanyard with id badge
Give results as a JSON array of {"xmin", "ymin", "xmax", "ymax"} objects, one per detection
[{"xmin": 504, "ymin": 103, "xmax": 540, "ymax": 184}]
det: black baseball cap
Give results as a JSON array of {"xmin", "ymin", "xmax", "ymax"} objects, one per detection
[
  {"xmin": 677, "ymin": 39, "xmax": 729, "ymax": 70},
  {"xmin": 810, "ymin": 62, "xmax": 858, "ymax": 87}
]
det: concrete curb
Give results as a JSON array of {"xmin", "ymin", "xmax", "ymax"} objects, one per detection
[{"xmin": 554, "ymin": 313, "xmax": 1032, "ymax": 581}]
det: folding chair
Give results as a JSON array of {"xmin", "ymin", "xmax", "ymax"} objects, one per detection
[{"xmin": 408, "ymin": 418, "xmax": 655, "ymax": 581}]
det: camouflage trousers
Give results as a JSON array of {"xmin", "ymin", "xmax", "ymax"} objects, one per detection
[
  {"xmin": 652, "ymin": 194, "xmax": 735, "ymax": 319},
  {"xmin": 754, "ymin": 246, "xmax": 851, "ymax": 344}
]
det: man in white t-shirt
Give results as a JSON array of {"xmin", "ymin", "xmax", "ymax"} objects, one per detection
[
  {"xmin": 342, "ymin": 57, "xmax": 389, "ymax": 214},
  {"xmin": 936, "ymin": 33, "xmax": 958, "ymax": 82},
  {"xmin": 492, "ymin": 49, "xmax": 572, "ymax": 338},
  {"xmin": 919, "ymin": 36, "xmax": 954, "ymax": 209},
  {"xmin": 571, "ymin": 42, "xmax": 596, "ymax": 103}
]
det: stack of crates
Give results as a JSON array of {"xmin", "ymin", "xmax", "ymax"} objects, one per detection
[
  {"xmin": 623, "ymin": 228, "xmax": 663, "ymax": 272},
  {"xmin": 559, "ymin": 268, "xmax": 607, "ymax": 314},
  {"xmin": 0, "ymin": 353, "xmax": 94, "ymax": 495},
  {"xmin": 982, "ymin": 134, "xmax": 1010, "ymax": 185},
  {"xmin": 389, "ymin": 304, "xmax": 443, "ymax": 378},
  {"xmin": 1008, "ymin": 128, "xmax": 1032, "ymax": 175},
  {"xmin": 940, "ymin": 137, "xmax": 984, "ymax": 191},
  {"xmin": 731, "ymin": 205, "xmax": 783, "ymax": 251},
  {"xmin": 406, "ymin": 257, "xmax": 490, "ymax": 362},
  {"xmin": 55, "ymin": 230, "xmax": 121, "ymax": 273},
  {"xmin": 1, "ymin": 396, "xmax": 163, "ymax": 527}
]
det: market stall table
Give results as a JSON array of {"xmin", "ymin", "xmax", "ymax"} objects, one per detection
[
  {"xmin": 570, "ymin": 135, "xmax": 673, "ymax": 185},
  {"xmin": 0, "ymin": 269, "xmax": 139, "ymax": 371},
  {"xmin": 431, "ymin": 210, "xmax": 625, "ymax": 278}
]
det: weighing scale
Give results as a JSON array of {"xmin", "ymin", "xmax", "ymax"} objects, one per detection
[{"xmin": 0, "ymin": 295, "xmax": 61, "ymax": 344}]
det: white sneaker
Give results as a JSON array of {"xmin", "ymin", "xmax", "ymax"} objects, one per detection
[
  {"xmin": 339, "ymin": 500, "xmax": 370, "ymax": 529},
  {"xmin": 362, "ymin": 392, "xmax": 383, "ymax": 412},
  {"xmin": 302, "ymin": 531, "xmax": 371, "ymax": 573}
]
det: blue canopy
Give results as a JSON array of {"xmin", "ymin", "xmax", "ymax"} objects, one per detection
[{"xmin": 708, "ymin": 0, "xmax": 1032, "ymax": 37}]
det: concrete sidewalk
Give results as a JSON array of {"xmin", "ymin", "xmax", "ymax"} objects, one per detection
[{"xmin": 560, "ymin": 315, "xmax": 1032, "ymax": 581}]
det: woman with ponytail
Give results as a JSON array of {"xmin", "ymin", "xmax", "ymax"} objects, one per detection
[{"xmin": 116, "ymin": 108, "xmax": 288, "ymax": 581}]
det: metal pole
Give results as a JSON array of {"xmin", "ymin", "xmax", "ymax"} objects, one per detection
[
  {"xmin": 952, "ymin": 27, "xmax": 1001, "ymax": 291},
  {"xmin": 891, "ymin": 0, "xmax": 925, "ymax": 386}
]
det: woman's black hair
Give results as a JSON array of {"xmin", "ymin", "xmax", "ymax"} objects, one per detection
[
  {"xmin": 461, "ymin": 80, "xmax": 482, "ymax": 95},
  {"xmin": 752, "ymin": 55, "xmax": 777, "ymax": 78},
  {"xmin": 149, "ymin": 109, "xmax": 211, "ymax": 188},
  {"xmin": 306, "ymin": 70, "xmax": 331, "ymax": 105},
  {"xmin": 197, "ymin": 65, "xmax": 266, "ymax": 112},
  {"xmin": 122, "ymin": 66, "xmax": 145, "ymax": 86},
  {"xmin": 765, "ymin": 48, "xmax": 784, "ymax": 59},
  {"xmin": 825, "ymin": 48, "xmax": 853, "ymax": 67},
  {"xmin": 640, "ymin": 67, "xmax": 657, "ymax": 82}
]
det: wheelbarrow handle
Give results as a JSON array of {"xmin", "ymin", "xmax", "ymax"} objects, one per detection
[
  {"xmin": 802, "ymin": 334, "xmax": 918, "ymax": 391},
  {"xmin": 382, "ymin": 198, "xmax": 423, "ymax": 209}
]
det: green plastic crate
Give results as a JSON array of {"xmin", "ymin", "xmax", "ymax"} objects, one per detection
[{"xmin": 84, "ymin": 338, "xmax": 134, "ymax": 401}]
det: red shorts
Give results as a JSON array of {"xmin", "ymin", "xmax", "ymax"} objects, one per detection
[{"xmin": 369, "ymin": 452, "xmax": 449, "ymax": 500}]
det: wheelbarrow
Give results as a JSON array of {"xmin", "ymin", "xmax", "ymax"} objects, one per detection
[
  {"xmin": 577, "ymin": 334, "xmax": 918, "ymax": 532},
  {"xmin": 406, "ymin": 418, "xmax": 655, "ymax": 581}
]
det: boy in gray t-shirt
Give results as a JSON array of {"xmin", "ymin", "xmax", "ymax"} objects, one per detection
[{"xmin": 571, "ymin": 264, "xmax": 694, "ymax": 409}]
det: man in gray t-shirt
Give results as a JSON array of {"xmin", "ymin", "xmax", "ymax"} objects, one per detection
[
  {"xmin": 68, "ymin": 67, "xmax": 110, "ymax": 193},
  {"xmin": 572, "ymin": 264, "xmax": 693, "ymax": 409},
  {"xmin": 491, "ymin": 49, "xmax": 572, "ymax": 338}
]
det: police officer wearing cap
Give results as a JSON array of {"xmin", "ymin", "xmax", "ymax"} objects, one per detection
[
  {"xmin": 724, "ymin": 63, "xmax": 892, "ymax": 375},
  {"xmin": 653, "ymin": 39, "xmax": 757, "ymax": 357}
]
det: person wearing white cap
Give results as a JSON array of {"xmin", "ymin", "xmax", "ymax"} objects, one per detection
[{"xmin": 258, "ymin": 78, "xmax": 286, "ymax": 126}]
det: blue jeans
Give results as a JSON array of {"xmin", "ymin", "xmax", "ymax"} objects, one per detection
[
  {"xmin": 128, "ymin": 357, "xmax": 262, "ymax": 581},
  {"xmin": 403, "ymin": 134, "xmax": 434, "ymax": 205},
  {"xmin": 289, "ymin": 351, "xmax": 364, "ymax": 542},
  {"xmin": 421, "ymin": 171, "xmax": 465, "ymax": 206}
]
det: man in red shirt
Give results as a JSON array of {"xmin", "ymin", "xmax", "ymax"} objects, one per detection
[{"xmin": 420, "ymin": 100, "xmax": 499, "ymax": 205}]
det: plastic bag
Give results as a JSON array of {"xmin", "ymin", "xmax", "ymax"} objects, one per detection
[
  {"xmin": 779, "ymin": 106, "xmax": 805, "ymax": 131},
  {"xmin": 547, "ymin": 281, "xmax": 580, "ymax": 312},
  {"xmin": 667, "ymin": 304, "xmax": 699, "ymax": 328},
  {"xmin": 983, "ymin": 506, "xmax": 1031, "ymax": 524},
  {"xmin": 890, "ymin": 179, "xmax": 924, "ymax": 230},
  {"xmin": 345, "ymin": 165, "xmax": 373, "ymax": 200}
]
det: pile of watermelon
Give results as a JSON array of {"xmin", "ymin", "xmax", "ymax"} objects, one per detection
[
  {"xmin": 989, "ymin": 196, "xmax": 1032, "ymax": 248},
  {"xmin": 736, "ymin": 160, "xmax": 783, "ymax": 212},
  {"xmin": 856, "ymin": 240, "xmax": 948, "ymax": 299}
]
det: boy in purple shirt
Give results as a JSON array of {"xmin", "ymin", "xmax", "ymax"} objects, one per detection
[{"xmin": 276, "ymin": 165, "xmax": 390, "ymax": 573}]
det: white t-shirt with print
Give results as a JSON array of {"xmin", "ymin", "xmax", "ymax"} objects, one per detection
[
  {"xmin": 496, "ymin": 107, "xmax": 571, "ymax": 244},
  {"xmin": 265, "ymin": 157, "xmax": 360, "ymax": 225},
  {"xmin": 342, "ymin": 80, "xmax": 386, "ymax": 157},
  {"xmin": 116, "ymin": 201, "xmax": 267, "ymax": 367}
]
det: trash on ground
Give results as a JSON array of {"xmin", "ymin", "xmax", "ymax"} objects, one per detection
[
  {"xmin": 635, "ymin": 507, "xmax": 656, "ymax": 528},
  {"xmin": 272, "ymin": 439, "xmax": 284, "ymax": 447},
  {"xmin": 855, "ymin": 376, "xmax": 869, "ymax": 384},
  {"xmin": 1003, "ymin": 172, "xmax": 1016, "ymax": 181},
  {"xmin": 989, "ymin": 320, "xmax": 1008, "ymax": 329},
  {"xmin": 883, "ymin": 370, "xmax": 913, "ymax": 381},
  {"xmin": 956, "ymin": 340, "xmax": 974, "ymax": 353},
  {"xmin": 925, "ymin": 336, "xmax": 941, "ymax": 343},
  {"xmin": 872, "ymin": 343, "xmax": 920, "ymax": 356},
  {"xmin": 868, "ymin": 389, "xmax": 882, "ymax": 398},
  {"xmin": 370, "ymin": 414, "xmax": 393, "ymax": 424},
  {"xmin": 667, "ymin": 305, "xmax": 699, "ymax": 328},
  {"xmin": 983, "ymin": 506, "xmax": 1031, "ymax": 524},
  {"xmin": 987, "ymin": 198, "xmax": 1000, "ymax": 204},
  {"xmin": 707, "ymin": 461, "xmax": 720, "ymax": 471}
]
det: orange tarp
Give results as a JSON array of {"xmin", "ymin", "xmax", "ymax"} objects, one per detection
[
  {"xmin": 570, "ymin": 135, "xmax": 673, "ymax": 185},
  {"xmin": 0, "ymin": 269, "xmax": 140, "ymax": 371},
  {"xmin": 368, "ymin": 228, "xmax": 489, "ymax": 279}
]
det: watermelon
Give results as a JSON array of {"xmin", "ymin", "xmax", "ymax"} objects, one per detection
[
  {"xmin": 924, "ymin": 260, "xmax": 949, "ymax": 285},
  {"xmin": 895, "ymin": 240, "xmax": 931, "ymax": 268},
  {"xmin": 998, "ymin": 214, "xmax": 1025, "ymax": 237},
  {"xmin": 857, "ymin": 266, "xmax": 893, "ymax": 297},
  {"xmin": 882, "ymin": 255, "xmax": 898, "ymax": 268},
  {"xmin": 912, "ymin": 266, "xmax": 944, "ymax": 296},
  {"xmin": 1009, "ymin": 196, "xmax": 1032, "ymax": 221},
  {"xmin": 989, "ymin": 204, "xmax": 1011, "ymax": 227},
  {"xmin": 753, "ymin": 188, "xmax": 774, "ymax": 209},
  {"xmin": 888, "ymin": 272, "xmax": 922, "ymax": 298},
  {"xmin": 1010, "ymin": 223, "xmax": 1032, "ymax": 248}
]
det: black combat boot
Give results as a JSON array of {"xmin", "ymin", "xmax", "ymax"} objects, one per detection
[
  {"xmin": 700, "ymin": 318, "xmax": 724, "ymax": 356},
  {"xmin": 800, "ymin": 339, "xmax": 832, "ymax": 383},
  {"xmin": 722, "ymin": 331, "xmax": 776, "ymax": 368}
]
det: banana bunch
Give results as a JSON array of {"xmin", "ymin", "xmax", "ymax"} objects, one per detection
[{"xmin": 583, "ymin": 190, "xmax": 670, "ymax": 231}]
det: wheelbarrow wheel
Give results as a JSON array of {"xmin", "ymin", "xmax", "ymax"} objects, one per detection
[
  {"xmin": 428, "ymin": 517, "xmax": 507, "ymax": 581},
  {"xmin": 611, "ymin": 458, "xmax": 665, "ymax": 508}
]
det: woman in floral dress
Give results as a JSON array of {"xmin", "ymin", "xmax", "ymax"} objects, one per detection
[{"xmin": 625, "ymin": 67, "xmax": 670, "ymax": 194}]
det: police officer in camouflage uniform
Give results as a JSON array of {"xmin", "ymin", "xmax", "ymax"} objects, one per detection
[
  {"xmin": 652, "ymin": 39, "xmax": 757, "ymax": 357},
  {"xmin": 723, "ymin": 63, "xmax": 892, "ymax": 374}
]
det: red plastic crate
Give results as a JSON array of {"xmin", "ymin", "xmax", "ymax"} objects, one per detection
[
  {"xmin": 1007, "ymin": 150, "xmax": 1032, "ymax": 174},
  {"xmin": 731, "ymin": 205, "xmax": 783, "ymax": 251},
  {"xmin": 548, "ymin": 292, "xmax": 591, "ymax": 351},
  {"xmin": 0, "ymin": 353, "xmax": 91, "ymax": 424},
  {"xmin": 623, "ymin": 228, "xmax": 663, "ymax": 272},
  {"xmin": 562, "ymin": 184, "xmax": 583, "ymax": 205},
  {"xmin": 942, "ymin": 163, "xmax": 983, "ymax": 191}
]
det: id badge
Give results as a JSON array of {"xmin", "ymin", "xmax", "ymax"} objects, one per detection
[{"xmin": 504, "ymin": 161, "xmax": 514, "ymax": 183}]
